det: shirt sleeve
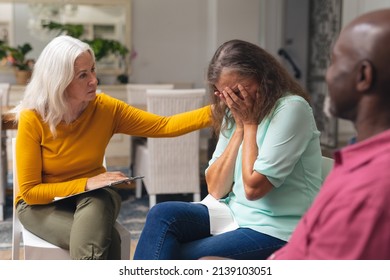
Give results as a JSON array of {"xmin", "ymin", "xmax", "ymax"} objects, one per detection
[{"xmin": 253, "ymin": 98, "xmax": 316, "ymax": 188}]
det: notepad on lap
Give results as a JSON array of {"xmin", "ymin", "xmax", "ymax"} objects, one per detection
[{"xmin": 53, "ymin": 176, "xmax": 144, "ymax": 202}]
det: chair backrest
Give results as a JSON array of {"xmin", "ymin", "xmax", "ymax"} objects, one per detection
[
  {"xmin": 126, "ymin": 83, "xmax": 174, "ymax": 106},
  {"xmin": 321, "ymin": 156, "xmax": 334, "ymax": 180},
  {"xmin": 144, "ymin": 88, "xmax": 206, "ymax": 195}
]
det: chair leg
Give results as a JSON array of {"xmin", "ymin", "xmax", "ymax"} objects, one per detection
[
  {"xmin": 114, "ymin": 222, "xmax": 131, "ymax": 260},
  {"xmin": 135, "ymin": 179, "xmax": 142, "ymax": 198},
  {"xmin": 0, "ymin": 205, "xmax": 3, "ymax": 222},
  {"xmin": 12, "ymin": 231, "xmax": 21, "ymax": 260},
  {"xmin": 149, "ymin": 195, "xmax": 156, "ymax": 208}
]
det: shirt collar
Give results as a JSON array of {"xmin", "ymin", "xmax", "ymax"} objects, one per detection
[{"xmin": 334, "ymin": 129, "xmax": 390, "ymax": 171}]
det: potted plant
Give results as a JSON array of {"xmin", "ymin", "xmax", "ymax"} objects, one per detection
[
  {"xmin": 0, "ymin": 40, "xmax": 34, "ymax": 85},
  {"xmin": 41, "ymin": 22, "xmax": 128, "ymax": 59},
  {"xmin": 41, "ymin": 21, "xmax": 129, "ymax": 83}
]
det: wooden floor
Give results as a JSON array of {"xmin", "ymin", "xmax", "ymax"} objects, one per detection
[
  {"xmin": 0, "ymin": 240, "xmax": 138, "ymax": 260},
  {"xmin": 0, "ymin": 249, "xmax": 22, "ymax": 260}
]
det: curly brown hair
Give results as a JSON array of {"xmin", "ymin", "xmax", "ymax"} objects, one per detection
[{"xmin": 207, "ymin": 40, "xmax": 309, "ymax": 136}]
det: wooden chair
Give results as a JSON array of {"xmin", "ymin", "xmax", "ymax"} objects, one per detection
[
  {"xmin": 133, "ymin": 88, "xmax": 206, "ymax": 208},
  {"xmin": 11, "ymin": 138, "xmax": 131, "ymax": 260}
]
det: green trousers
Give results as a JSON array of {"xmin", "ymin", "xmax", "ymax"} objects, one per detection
[{"xmin": 16, "ymin": 188, "xmax": 122, "ymax": 260}]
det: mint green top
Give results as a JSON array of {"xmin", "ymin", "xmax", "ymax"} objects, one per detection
[{"xmin": 207, "ymin": 95, "xmax": 322, "ymax": 241}]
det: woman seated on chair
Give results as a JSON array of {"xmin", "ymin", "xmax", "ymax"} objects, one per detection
[
  {"xmin": 13, "ymin": 35, "xmax": 212, "ymax": 260},
  {"xmin": 133, "ymin": 39, "xmax": 323, "ymax": 260}
]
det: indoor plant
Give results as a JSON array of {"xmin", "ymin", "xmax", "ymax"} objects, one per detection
[
  {"xmin": 41, "ymin": 21, "xmax": 129, "ymax": 83},
  {"xmin": 0, "ymin": 40, "xmax": 34, "ymax": 84}
]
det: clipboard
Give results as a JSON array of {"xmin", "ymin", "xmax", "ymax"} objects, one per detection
[{"xmin": 53, "ymin": 175, "xmax": 144, "ymax": 202}]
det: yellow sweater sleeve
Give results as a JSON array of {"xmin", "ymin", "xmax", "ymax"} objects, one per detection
[
  {"xmin": 15, "ymin": 94, "xmax": 212, "ymax": 205},
  {"xmin": 15, "ymin": 111, "xmax": 90, "ymax": 205},
  {"xmin": 116, "ymin": 105, "xmax": 212, "ymax": 137}
]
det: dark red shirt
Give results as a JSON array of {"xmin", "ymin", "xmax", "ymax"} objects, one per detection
[{"xmin": 270, "ymin": 129, "xmax": 390, "ymax": 259}]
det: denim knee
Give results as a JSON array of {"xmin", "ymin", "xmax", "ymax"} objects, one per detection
[{"xmin": 146, "ymin": 201, "xmax": 184, "ymax": 223}]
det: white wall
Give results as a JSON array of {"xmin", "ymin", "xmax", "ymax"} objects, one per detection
[
  {"xmin": 2, "ymin": 0, "xmax": 265, "ymax": 88},
  {"xmin": 130, "ymin": 0, "xmax": 262, "ymax": 88},
  {"xmin": 280, "ymin": 0, "xmax": 309, "ymax": 88},
  {"xmin": 342, "ymin": 0, "xmax": 390, "ymax": 26},
  {"xmin": 130, "ymin": 0, "xmax": 208, "ymax": 88}
]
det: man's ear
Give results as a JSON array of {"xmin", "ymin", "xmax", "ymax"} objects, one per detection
[{"xmin": 356, "ymin": 60, "xmax": 374, "ymax": 92}]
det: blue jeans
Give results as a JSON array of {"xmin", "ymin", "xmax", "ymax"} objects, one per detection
[{"xmin": 133, "ymin": 201, "xmax": 286, "ymax": 260}]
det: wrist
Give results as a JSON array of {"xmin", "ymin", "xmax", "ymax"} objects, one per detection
[
  {"xmin": 243, "ymin": 122, "xmax": 258, "ymax": 128},
  {"xmin": 234, "ymin": 126, "xmax": 244, "ymax": 136}
]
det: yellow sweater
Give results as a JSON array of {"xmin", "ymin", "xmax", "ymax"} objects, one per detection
[{"xmin": 15, "ymin": 93, "xmax": 211, "ymax": 205}]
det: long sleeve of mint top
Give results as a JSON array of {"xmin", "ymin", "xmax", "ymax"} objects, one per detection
[{"xmin": 15, "ymin": 93, "xmax": 212, "ymax": 205}]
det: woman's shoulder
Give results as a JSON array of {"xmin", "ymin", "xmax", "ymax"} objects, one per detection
[
  {"xmin": 19, "ymin": 108, "xmax": 40, "ymax": 121},
  {"xmin": 270, "ymin": 94, "xmax": 315, "ymax": 124},
  {"xmin": 93, "ymin": 92, "xmax": 128, "ymax": 109},
  {"xmin": 17, "ymin": 109, "xmax": 45, "ymax": 133},
  {"xmin": 95, "ymin": 92, "xmax": 117, "ymax": 103},
  {"xmin": 275, "ymin": 94, "xmax": 312, "ymax": 112},
  {"xmin": 278, "ymin": 94, "xmax": 309, "ymax": 105}
]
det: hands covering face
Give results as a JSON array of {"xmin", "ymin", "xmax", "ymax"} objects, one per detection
[{"xmin": 215, "ymin": 84, "xmax": 259, "ymax": 127}]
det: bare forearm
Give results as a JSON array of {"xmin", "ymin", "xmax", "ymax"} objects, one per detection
[
  {"xmin": 242, "ymin": 124, "xmax": 258, "ymax": 181},
  {"xmin": 206, "ymin": 129, "xmax": 243, "ymax": 199},
  {"xmin": 242, "ymin": 124, "xmax": 273, "ymax": 200}
]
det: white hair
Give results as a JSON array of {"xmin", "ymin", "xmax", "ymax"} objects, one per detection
[{"xmin": 14, "ymin": 35, "xmax": 95, "ymax": 136}]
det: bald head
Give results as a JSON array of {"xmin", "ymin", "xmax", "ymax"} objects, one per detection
[
  {"xmin": 325, "ymin": 9, "xmax": 390, "ymax": 139},
  {"xmin": 340, "ymin": 9, "xmax": 390, "ymax": 93}
]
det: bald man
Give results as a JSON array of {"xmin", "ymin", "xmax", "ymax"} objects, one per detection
[{"xmin": 268, "ymin": 9, "xmax": 390, "ymax": 260}]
